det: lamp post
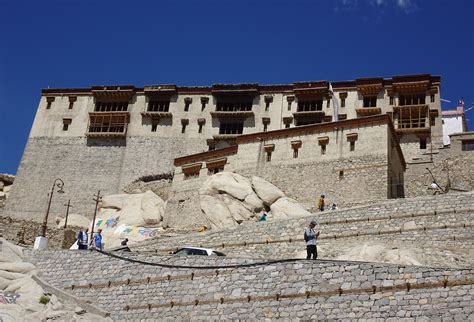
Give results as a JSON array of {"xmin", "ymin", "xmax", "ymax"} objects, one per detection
[
  {"xmin": 41, "ymin": 178, "xmax": 65, "ymax": 237},
  {"xmin": 90, "ymin": 190, "xmax": 103, "ymax": 241}
]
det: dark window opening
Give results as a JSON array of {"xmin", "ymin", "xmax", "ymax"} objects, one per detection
[
  {"xmin": 461, "ymin": 141, "xmax": 474, "ymax": 151},
  {"xmin": 297, "ymin": 100, "xmax": 323, "ymax": 112},
  {"xmin": 389, "ymin": 96, "xmax": 394, "ymax": 105},
  {"xmin": 339, "ymin": 170, "xmax": 344, "ymax": 180},
  {"xmin": 95, "ymin": 101, "xmax": 129, "ymax": 112},
  {"xmin": 147, "ymin": 100, "xmax": 169, "ymax": 112},
  {"xmin": 399, "ymin": 94, "xmax": 426, "ymax": 106},
  {"xmin": 350, "ymin": 141, "xmax": 355, "ymax": 151},
  {"xmin": 216, "ymin": 101, "xmax": 252, "ymax": 112},
  {"xmin": 326, "ymin": 99, "xmax": 331, "ymax": 108},
  {"xmin": 198, "ymin": 124, "xmax": 203, "ymax": 133},
  {"xmin": 151, "ymin": 120, "xmax": 158, "ymax": 132},
  {"xmin": 293, "ymin": 149, "xmax": 298, "ymax": 158},
  {"xmin": 263, "ymin": 124, "xmax": 268, "ymax": 132},
  {"xmin": 88, "ymin": 115, "xmax": 127, "ymax": 133},
  {"xmin": 208, "ymin": 166, "xmax": 224, "ymax": 175},
  {"xmin": 68, "ymin": 102, "xmax": 74, "ymax": 109},
  {"xmin": 363, "ymin": 96, "xmax": 377, "ymax": 108},
  {"xmin": 181, "ymin": 124, "xmax": 187, "ymax": 133},
  {"xmin": 420, "ymin": 138, "xmax": 427, "ymax": 149},
  {"xmin": 219, "ymin": 123, "xmax": 243, "ymax": 135},
  {"xmin": 285, "ymin": 123, "xmax": 290, "ymax": 129},
  {"xmin": 184, "ymin": 103, "xmax": 190, "ymax": 112},
  {"xmin": 430, "ymin": 94, "xmax": 435, "ymax": 103},
  {"xmin": 266, "ymin": 152, "xmax": 272, "ymax": 162},
  {"xmin": 208, "ymin": 146, "xmax": 216, "ymax": 151},
  {"xmin": 46, "ymin": 102, "xmax": 52, "ymax": 109},
  {"xmin": 321, "ymin": 145, "xmax": 326, "ymax": 155},
  {"xmin": 184, "ymin": 172, "xmax": 199, "ymax": 180},
  {"xmin": 63, "ymin": 119, "xmax": 71, "ymax": 131},
  {"xmin": 341, "ymin": 98, "xmax": 345, "ymax": 108},
  {"xmin": 265, "ymin": 101, "xmax": 270, "ymax": 111}
]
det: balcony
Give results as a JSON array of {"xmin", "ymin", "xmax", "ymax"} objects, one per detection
[
  {"xmin": 356, "ymin": 107, "xmax": 382, "ymax": 116},
  {"xmin": 86, "ymin": 112, "xmax": 129, "ymax": 137},
  {"xmin": 393, "ymin": 104, "xmax": 430, "ymax": 134}
]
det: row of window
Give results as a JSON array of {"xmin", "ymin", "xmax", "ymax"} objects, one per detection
[
  {"xmin": 46, "ymin": 92, "xmax": 436, "ymax": 112},
  {"xmin": 264, "ymin": 141, "xmax": 356, "ymax": 162}
]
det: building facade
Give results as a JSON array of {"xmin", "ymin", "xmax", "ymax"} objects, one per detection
[
  {"xmin": 6, "ymin": 74, "xmax": 441, "ymax": 222},
  {"xmin": 442, "ymin": 102, "xmax": 468, "ymax": 146}
]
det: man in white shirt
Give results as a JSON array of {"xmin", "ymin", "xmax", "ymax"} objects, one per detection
[{"xmin": 304, "ymin": 220, "xmax": 320, "ymax": 259}]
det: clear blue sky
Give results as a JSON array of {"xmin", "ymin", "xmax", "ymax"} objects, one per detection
[{"xmin": 1, "ymin": 0, "xmax": 473, "ymax": 174}]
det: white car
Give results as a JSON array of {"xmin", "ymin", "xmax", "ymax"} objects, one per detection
[{"xmin": 172, "ymin": 247, "xmax": 226, "ymax": 257}]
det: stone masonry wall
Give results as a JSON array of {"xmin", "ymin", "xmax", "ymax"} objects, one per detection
[
  {"xmin": 5, "ymin": 136, "xmax": 206, "ymax": 222},
  {"xmin": 28, "ymin": 250, "xmax": 474, "ymax": 320},
  {"xmin": 132, "ymin": 192, "xmax": 474, "ymax": 262}
]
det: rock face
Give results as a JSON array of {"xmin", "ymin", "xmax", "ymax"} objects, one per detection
[
  {"xmin": 199, "ymin": 172, "xmax": 310, "ymax": 229},
  {"xmin": 0, "ymin": 173, "xmax": 14, "ymax": 208},
  {"xmin": 56, "ymin": 214, "xmax": 90, "ymax": 229},
  {"xmin": 0, "ymin": 238, "xmax": 107, "ymax": 321},
  {"xmin": 99, "ymin": 190, "xmax": 165, "ymax": 227}
]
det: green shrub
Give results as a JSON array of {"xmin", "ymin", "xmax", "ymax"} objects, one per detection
[{"xmin": 39, "ymin": 295, "xmax": 50, "ymax": 305}]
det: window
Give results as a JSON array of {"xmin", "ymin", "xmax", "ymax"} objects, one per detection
[
  {"xmin": 389, "ymin": 96, "xmax": 394, "ymax": 105},
  {"xmin": 201, "ymin": 97, "xmax": 209, "ymax": 111},
  {"xmin": 62, "ymin": 118, "xmax": 72, "ymax": 131},
  {"xmin": 285, "ymin": 123, "xmax": 290, "ymax": 129},
  {"xmin": 321, "ymin": 145, "xmax": 326, "ymax": 155},
  {"xmin": 287, "ymin": 96, "xmax": 295, "ymax": 110},
  {"xmin": 430, "ymin": 94, "xmax": 435, "ymax": 103},
  {"xmin": 88, "ymin": 113, "xmax": 127, "ymax": 134},
  {"xmin": 46, "ymin": 97, "xmax": 55, "ymax": 109},
  {"xmin": 399, "ymin": 94, "xmax": 426, "ymax": 106},
  {"xmin": 263, "ymin": 124, "xmax": 268, "ymax": 132},
  {"xmin": 339, "ymin": 93, "xmax": 347, "ymax": 108},
  {"xmin": 151, "ymin": 119, "xmax": 158, "ymax": 132},
  {"xmin": 350, "ymin": 141, "xmax": 355, "ymax": 151},
  {"xmin": 461, "ymin": 140, "xmax": 474, "ymax": 151},
  {"xmin": 95, "ymin": 101, "xmax": 129, "ymax": 112},
  {"xmin": 293, "ymin": 149, "xmax": 298, "ymax": 158},
  {"xmin": 68, "ymin": 96, "xmax": 76, "ymax": 109},
  {"xmin": 184, "ymin": 98, "xmax": 192, "ymax": 112},
  {"xmin": 219, "ymin": 123, "xmax": 243, "ymax": 134},
  {"xmin": 291, "ymin": 141, "xmax": 301, "ymax": 158},
  {"xmin": 216, "ymin": 101, "xmax": 252, "ymax": 112},
  {"xmin": 181, "ymin": 119, "xmax": 189, "ymax": 133},
  {"xmin": 339, "ymin": 170, "xmax": 344, "ymax": 180},
  {"xmin": 297, "ymin": 100, "xmax": 323, "ymax": 112},
  {"xmin": 266, "ymin": 152, "xmax": 272, "ymax": 162},
  {"xmin": 264, "ymin": 96, "xmax": 273, "ymax": 111},
  {"xmin": 326, "ymin": 99, "xmax": 331, "ymax": 108},
  {"xmin": 198, "ymin": 124, "xmax": 203, "ymax": 133},
  {"xmin": 419, "ymin": 138, "xmax": 427, "ymax": 149},
  {"xmin": 363, "ymin": 96, "xmax": 377, "ymax": 108},
  {"xmin": 148, "ymin": 100, "xmax": 169, "ymax": 112},
  {"xmin": 208, "ymin": 166, "xmax": 224, "ymax": 175}
]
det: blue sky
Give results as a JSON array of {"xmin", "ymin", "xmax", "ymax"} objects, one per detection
[{"xmin": 1, "ymin": 0, "xmax": 473, "ymax": 174}]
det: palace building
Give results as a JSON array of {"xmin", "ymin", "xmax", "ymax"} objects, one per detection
[{"xmin": 6, "ymin": 74, "xmax": 442, "ymax": 221}]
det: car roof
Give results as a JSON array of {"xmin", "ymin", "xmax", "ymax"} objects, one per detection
[{"xmin": 180, "ymin": 246, "xmax": 214, "ymax": 252}]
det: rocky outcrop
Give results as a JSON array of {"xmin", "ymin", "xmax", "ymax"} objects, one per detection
[
  {"xmin": 0, "ymin": 238, "xmax": 107, "ymax": 321},
  {"xmin": 56, "ymin": 214, "xmax": 90, "ymax": 229},
  {"xmin": 199, "ymin": 172, "xmax": 311, "ymax": 229},
  {"xmin": 0, "ymin": 173, "xmax": 14, "ymax": 208}
]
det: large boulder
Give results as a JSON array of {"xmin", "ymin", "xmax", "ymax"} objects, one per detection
[
  {"xmin": 199, "ymin": 172, "xmax": 254, "ymax": 200},
  {"xmin": 200, "ymin": 195, "xmax": 238, "ymax": 229},
  {"xmin": 251, "ymin": 176, "xmax": 285, "ymax": 205},
  {"xmin": 56, "ymin": 214, "xmax": 90, "ymax": 229},
  {"xmin": 270, "ymin": 197, "xmax": 312, "ymax": 219}
]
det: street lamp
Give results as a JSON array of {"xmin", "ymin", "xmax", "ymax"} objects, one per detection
[{"xmin": 41, "ymin": 178, "xmax": 65, "ymax": 237}]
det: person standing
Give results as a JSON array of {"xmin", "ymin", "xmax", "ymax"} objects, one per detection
[
  {"xmin": 318, "ymin": 194, "xmax": 325, "ymax": 212},
  {"xmin": 91, "ymin": 229, "xmax": 103, "ymax": 250},
  {"xmin": 304, "ymin": 220, "xmax": 320, "ymax": 260},
  {"xmin": 77, "ymin": 228, "xmax": 88, "ymax": 250}
]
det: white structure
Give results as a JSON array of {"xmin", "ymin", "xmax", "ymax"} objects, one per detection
[{"xmin": 442, "ymin": 102, "xmax": 467, "ymax": 146}]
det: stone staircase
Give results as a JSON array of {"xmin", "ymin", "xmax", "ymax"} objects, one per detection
[{"xmin": 130, "ymin": 192, "xmax": 474, "ymax": 265}]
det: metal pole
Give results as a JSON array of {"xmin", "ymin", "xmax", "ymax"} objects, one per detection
[
  {"xmin": 41, "ymin": 178, "xmax": 65, "ymax": 237},
  {"xmin": 41, "ymin": 186, "xmax": 55, "ymax": 237},
  {"xmin": 64, "ymin": 199, "xmax": 72, "ymax": 229},
  {"xmin": 90, "ymin": 190, "xmax": 102, "ymax": 241}
]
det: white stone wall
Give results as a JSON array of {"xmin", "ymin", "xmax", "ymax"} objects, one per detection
[{"xmin": 442, "ymin": 115, "xmax": 465, "ymax": 146}]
